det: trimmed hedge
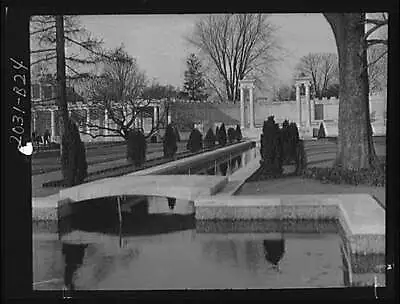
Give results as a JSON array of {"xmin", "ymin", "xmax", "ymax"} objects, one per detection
[
  {"xmin": 235, "ymin": 124, "xmax": 242, "ymax": 141},
  {"xmin": 217, "ymin": 123, "xmax": 227, "ymax": 146},
  {"xmin": 61, "ymin": 119, "xmax": 88, "ymax": 187},
  {"xmin": 227, "ymin": 127, "xmax": 236, "ymax": 143},
  {"xmin": 302, "ymin": 165, "xmax": 385, "ymax": 187},
  {"xmin": 317, "ymin": 122, "xmax": 326, "ymax": 139},
  {"xmin": 163, "ymin": 123, "xmax": 178, "ymax": 158},
  {"xmin": 187, "ymin": 128, "xmax": 203, "ymax": 153},
  {"xmin": 204, "ymin": 127, "xmax": 216, "ymax": 149},
  {"xmin": 260, "ymin": 116, "xmax": 283, "ymax": 176},
  {"xmin": 126, "ymin": 129, "xmax": 147, "ymax": 167},
  {"xmin": 259, "ymin": 117, "xmax": 304, "ymax": 178}
]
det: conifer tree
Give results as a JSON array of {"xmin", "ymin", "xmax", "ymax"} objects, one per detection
[{"xmin": 183, "ymin": 53, "xmax": 207, "ymax": 100}]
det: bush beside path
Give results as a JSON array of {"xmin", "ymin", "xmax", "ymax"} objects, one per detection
[{"xmin": 239, "ymin": 137, "xmax": 386, "ymax": 208}]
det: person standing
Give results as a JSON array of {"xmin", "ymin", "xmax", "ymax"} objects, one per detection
[{"xmin": 44, "ymin": 129, "xmax": 51, "ymax": 145}]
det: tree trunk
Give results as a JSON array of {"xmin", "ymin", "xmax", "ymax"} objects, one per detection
[
  {"xmin": 324, "ymin": 13, "xmax": 380, "ymax": 170},
  {"xmin": 56, "ymin": 16, "xmax": 69, "ymax": 158}
]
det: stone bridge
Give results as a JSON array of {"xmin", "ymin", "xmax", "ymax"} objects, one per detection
[{"xmin": 58, "ymin": 175, "xmax": 228, "ymax": 218}]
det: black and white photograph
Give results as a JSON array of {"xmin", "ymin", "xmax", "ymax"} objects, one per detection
[{"xmin": 3, "ymin": 5, "xmax": 396, "ymax": 299}]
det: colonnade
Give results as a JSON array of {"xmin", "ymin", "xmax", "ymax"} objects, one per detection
[
  {"xmin": 32, "ymin": 103, "xmax": 162, "ymax": 141},
  {"xmin": 239, "ymin": 77, "xmax": 313, "ymax": 130}
]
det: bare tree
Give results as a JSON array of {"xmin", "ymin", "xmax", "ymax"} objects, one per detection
[
  {"xmin": 30, "ymin": 15, "xmax": 103, "ymax": 85},
  {"xmin": 78, "ymin": 46, "xmax": 172, "ymax": 140},
  {"xmin": 187, "ymin": 14, "xmax": 280, "ymax": 102},
  {"xmin": 295, "ymin": 52, "xmax": 338, "ymax": 98},
  {"xmin": 366, "ymin": 14, "xmax": 388, "ymax": 94},
  {"xmin": 368, "ymin": 44, "xmax": 387, "ymax": 93},
  {"xmin": 323, "ymin": 12, "xmax": 387, "ymax": 171}
]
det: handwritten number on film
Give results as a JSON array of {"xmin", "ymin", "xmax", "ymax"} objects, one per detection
[{"xmin": 10, "ymin": 57, "xmax": 28, "ymax": 149}]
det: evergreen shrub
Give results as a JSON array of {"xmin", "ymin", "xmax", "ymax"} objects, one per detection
[
  {"xmin": 204, "ymin": 128, "xmax": 216, "ymax": 149},
  {"xmin": 217, "ymin": 123, "xmax": 227, "ymax": 146},
  {"xmin": 318, "ymin": 122, "xmax": 326, "ymax": 139},
  {"xmin": 260, "ymin": 116, "xmax": 283, "ymax": 176},
  {"xmin": 127, "ymin": 129, "xmax": 147, "ymax": 166},
  {"xmin": 235, "ymin": 124, "xmax": 242, "ymax": 141},
  {"xmin": 61, "ymin": 119, "xmax": 88, "ymax": 187},
  {"xmin": 303, "ymin": 165, "xmax": 385, "ymax": 187},
  {"xmin": 227, "ymin": 127, "xmax": 236, "ymax": 143},
  {"xmin": 163, "ymin": 123, "xmax": 178, "ymax": 158},
  {"xmin": 187, "ymin": 128, "xmax": 203, "ymax": 152}
]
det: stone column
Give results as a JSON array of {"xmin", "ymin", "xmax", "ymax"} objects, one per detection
[
  {"xmin": 32, "ymin": 110, "xmax": 36, "ymax": 133},
  {"xmin": 249, "ymin": 86, "xmax": 255, "ymax": 128},
  {"xmin": 50, "ymin": 109, "xmax": 56, "ymax": 141},
  {"xmin": 167, "ymin": 111, "xmax": 172, "ymax": 124},
  {"xmin": 296, "ymin": 84, "xmax": 302, "ymax": 127},
  {"xmin": 305, "ymin": 83, "xmax": 311, "ymax": 127},
  {"xmin": 240, "ymin": 87, "xmax": 245, "ymax": 129},
  {"xmin": 104, "ymin": 109, "xmax": 109, "ymax": 136},
  {"xmin": 86, "ymin": 107, "xmax": 90, "ymax": 133},
  {"xmin": 153, "ymin": 105, "xmax": 158, "ymax": 127},
  {"xmin": 39, "ymin": 84, "xmax": 43, "ymax": 101}
]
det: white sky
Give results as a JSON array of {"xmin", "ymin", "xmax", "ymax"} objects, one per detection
[{"xmin": 78, "ymin": 13, "xmax": 337, "ymax": 89}]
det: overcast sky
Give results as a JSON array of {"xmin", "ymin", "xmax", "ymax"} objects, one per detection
[{"xmin": 79, "ymin": 13, "xmax": 337, "ymax": 89}]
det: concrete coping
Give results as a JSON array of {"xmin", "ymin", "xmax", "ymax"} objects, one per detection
[
  {"xmin": 129, "ymin": 141, "xmax": 254, "ymax": 176},
  {"xmin": 194, "ymin": 193, "xmax": 385, "ymax": 255}
]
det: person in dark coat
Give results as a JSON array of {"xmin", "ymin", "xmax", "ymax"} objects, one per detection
[{"xmin": 44, "ymin": 129, "xmax": 51, "ymax": 145}]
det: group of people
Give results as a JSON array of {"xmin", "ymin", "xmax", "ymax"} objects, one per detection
[{"xmin": 31, "ymin": 129, "xmax": 51, "ymax": 146}]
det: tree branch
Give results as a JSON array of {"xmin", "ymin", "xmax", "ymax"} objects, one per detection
[
  {"xmin": 30, "ymin": 25, "xmax": 56, "ymax": 36},
  {"xmin": 65, "ymin": 36, "xmax": 111, "ymax": 60},
  {"xmin": 30, "ymin": 55, "xmax": 57, "ymax": 66},
  {"xmin": 367, "ymin": 49, "xmax": 388, "ymax": 67},
  {"xmin": 31, "ymin": 48, "xmax": 56, "ymax": 54},
  {"xmin": 367, "ymin": 39, "xmax": 388, "ymax": 47}
]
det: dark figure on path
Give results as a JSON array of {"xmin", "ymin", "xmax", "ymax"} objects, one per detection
[
  {"xmin": 62, "ymin": 243, "xmax": 88, "ymax": 290},
  {"xmin": 43, "ymin": 129, "xmax": 51, "ymax": 145}
]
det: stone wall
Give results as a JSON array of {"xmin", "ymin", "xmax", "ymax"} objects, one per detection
[{"xmin": 31, "ymin": 94, "xmax": 386, "ymax": 142}]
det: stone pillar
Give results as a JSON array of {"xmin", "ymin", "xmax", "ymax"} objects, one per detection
[
  {"xmin": 296, "ymin": 84, "xmax": 302, "ymax": 127},
  {"xmin": 153, "ymin": 105, "xmax": 158, "ymax": 127},
  {"xmin": 249, "ymin": 86, "xmax": 255, "ymax": 128},
  {"xmin": 104, "ymin": 109, "xmax": 109, "ymax": 136},
  {"xmin": 240, "ymin": 87, "xmax": 245, "ymax": 129},
  {"xmin": 32, "ymin": 110, "xmax": 36, "ymax": 133},
  {"xmin": 39, "ymin": 84, "xmax": 43, "ymax": 101},
  {"xmin": 50, "ymin": 109, "xmax": 56, "ymax": 141},
  {"xmin": 305, "ymin": 83, "xmax": 311, "ymax": 127},
  {"xmin": 86, "ymin": 107, "xmax": 90, "ymax": 133},
  {"xmin": 167, "ymin": 111, "xmax": 172, "ymax": 124}
]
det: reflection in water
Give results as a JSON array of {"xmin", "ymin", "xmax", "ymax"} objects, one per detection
[
  {"xmin": 219, "ymin": 162, "xmax": 228, "ymax": 176},
  {"xmin": 263, "ymin": 238, "xmax": 286, "ymax": 271},
  {"xmin": 167, "ymin": 197, "xmax": 176, "ymax": 210},
  {"xmin": 62, "ymin": 243, "xmax": 88, "ymax": 290},
  {"xmin": 59, "ymin": 196, "xmax": 195, "ymax": 238}
]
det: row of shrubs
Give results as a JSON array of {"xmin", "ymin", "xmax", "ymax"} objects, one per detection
[
  {"xmin": 186, "ymin": 124, "xmax": 243, "ymax": 153},
  {"xmin": 259, "ymin": 116, "xmax": 306, "ymax": 177},
  {"xmin": 302, "ymin": 166, "xmax": 385, "ymax": 186},
  {"xmin": 126, "ymin": 123, "xmax": 243, "ymax": 167}
]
